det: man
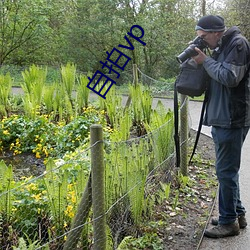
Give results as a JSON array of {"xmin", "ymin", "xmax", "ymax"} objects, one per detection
[{"xmin": 192, "ymin": 15, "xmax": 250, "ymax": 238}]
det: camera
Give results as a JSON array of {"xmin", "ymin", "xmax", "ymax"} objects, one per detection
[{"xmin": 176, "ymin": 36, "xmax": 208, "ymax": 63}]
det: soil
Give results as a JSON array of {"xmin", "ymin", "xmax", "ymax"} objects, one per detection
[
  {"xmin": 113, "ymin": 129, "xmax": 217, "ymax": 250},
  {"xmin": 0, "ymin": 152, "xmax": 45, "ymax": 180},
  {"xmin": 158, "ymin": 130, "xmax": 217, "ymax": 250}
]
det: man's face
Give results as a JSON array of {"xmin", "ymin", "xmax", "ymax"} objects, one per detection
[{"xmin": 196, "ymin": 30, "xmax": 221, "ymax": 49}]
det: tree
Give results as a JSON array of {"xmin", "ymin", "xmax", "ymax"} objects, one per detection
[
  {"xmin": 220, "ymin": 0, "xmax": 250, "ymax": 39},
  {"xmin": 0, "ymin": 0, "xmax": 230, "ymax": 80},
  {"xmin": 0, "ymin": 0, "xmax": 51, "ymax": 65}
]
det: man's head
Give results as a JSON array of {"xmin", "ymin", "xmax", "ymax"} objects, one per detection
[{"xmin": 195, "ymin": 15, "xmax": 225, "ymax": 49}]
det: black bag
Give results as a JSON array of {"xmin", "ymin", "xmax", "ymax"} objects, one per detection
[
  {"xmin": 174, "ymin": 58, "xmax": 209, "ymax": 168},
  {"xmin": 175, "ymin": 58, "xmax": 208, "ymax": 97}
]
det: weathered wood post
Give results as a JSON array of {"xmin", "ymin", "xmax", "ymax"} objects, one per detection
[
  {"xmin": 63, "ymin": 175, "xmax": 92, "ymax": 250},
  {"xmin": 133, "ymin": 64, "xmax": 138, "ymax": 85},
  {"xmin": 125, "ymin": 64, "xmax": 138, "ymax": 109},
  {"xmin": 91, "ymin": 124, "xmax": 106, "ymax": 250},
  {"xmin": 180, "ymin": 94, "xmax": 189, "ymax": 176}
]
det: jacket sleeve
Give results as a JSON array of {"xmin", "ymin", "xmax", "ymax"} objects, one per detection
[{"xmin": 203, "ymin": 37, "xmax": 250, "ymax": 87}]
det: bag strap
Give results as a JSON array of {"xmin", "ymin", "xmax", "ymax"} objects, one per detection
[
  {"xmin": 188, "ymin": 91, "xmax": 208, "ymax": 164},
  {"xmin": 174, "ymin": 80, "xmax": 180, "ymax": 168},
  {"xmin": 174, "ymin": 81, "xmax": 208, "ymax": 167}
]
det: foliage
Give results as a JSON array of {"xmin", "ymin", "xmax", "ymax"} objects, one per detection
[
  {"xmin": 220, "ymin": 0, "xmax": 250, "ymax": 39},
  {"xmin": 100, "ymin": 85, "xmax": 124, "ymax": 129},
  {"xmin": 0, "ymin": 0, "xmax": 229, "ymax": 79},
  {"xmin": 117, "ymin": 233, "xmax": 163, "ymax": 250},
  {"xmin": 103, "ymin": 86, "xmax": 174, "ymax": 246},
  {"xmin": 76, "ymin": 74, "xmax": 91, "ymax": 111},
  {"xmin": 129, "ymin": 83, "xmax": 153, "ymax": 135},
  {"xmin": 0, "ymin": 73, "xmax": 12, "ymax": 116},
  {"xmin": 145, "ymin": 100, "xmax": 175, "ymax": 163},
  {"xmin": 13, "ymin": 235, "xmax": 46, "ymax": 250},
  {"xmin": 0, "ymin": 108, "xmax": 103, "ymax": 158},
  {"xmin": 0, "ymin": 149, "xmax": 91, "ymax": 249},
  {"xmin": 12, "ymin": 176, "xmax": 49, "ymax": 241},
  {"xmin": 0, "ymin": 75, "xmax": 178, "ymax": 248},
  {"xmin": 0, "ymin": 161, "xmax": 15, "ymax": 222},
  {"xmin": 20, "ymin": 64, "xmax": 78, "ymax": 121},
  {"xmin": 21, "ymin": 65, "xmax": 47, "ymax": 118},
  {"xmin": 43, "ymin": 85, "xmax": 56, "ymax": 114},
  {"xmin": 61, "ymin": 63, "xmax": 76, "ymax": 102},
  {"xmin": 0, "ymin": 0, "xmax": 52, "ymax": 65}
]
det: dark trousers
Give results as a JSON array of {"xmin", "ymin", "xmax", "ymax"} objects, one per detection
[{"xmin": 211, "ymin": 126, "xmax": 249, "ymax": 225}]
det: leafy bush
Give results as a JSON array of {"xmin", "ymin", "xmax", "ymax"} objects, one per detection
[{"xmin": 0, "ymin": 106, "xmax": 104, "ymax": 158}]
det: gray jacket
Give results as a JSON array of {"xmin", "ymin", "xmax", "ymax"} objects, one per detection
[{"xmin": 203, "ymin": 26, "xmax": 250, "ymax": 128}]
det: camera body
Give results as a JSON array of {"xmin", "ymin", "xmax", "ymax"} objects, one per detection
[{"xmin": 176, "ymin": 36, "xmax": 208, "ymax": 63}]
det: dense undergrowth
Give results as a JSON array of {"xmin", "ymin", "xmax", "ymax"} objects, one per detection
[{"xmin": 0, "ymin": 64, "xmax": 215, "ymax": 249}]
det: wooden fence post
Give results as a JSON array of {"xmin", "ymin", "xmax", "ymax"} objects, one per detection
[
  {"xmin": 133, "ymin": 64, "xmax": 138, "ymax": 85},
  {"xmin": 125, "ymin": 64, "xmax": 138, "ymax": 109},
  {"xmin": 63, "ymin": 175, "xmax": 92, "ymax": 250},
  {"xmin": 180, "ymin": 94, "xmax": 188, "ymax": 176},
  {"xmin": 91, "ymin": 124, "xmax": 106, "ymax": 250}
]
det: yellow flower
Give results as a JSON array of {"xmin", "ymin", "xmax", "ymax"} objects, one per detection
[
  {"xmin": 71, "ymin": 195, "xmax": 76, "ymax": 204},
  {"xmin": 65, "ymin": 205, "xmax": 74, "ymax": 218},
  {"xmin": 26, "ymin": 183, "xmax": 37, "ymax": 191},
  {"xmin": 12, "ymin": 207, "xmax": 17, "ymax": 212},
  {"xmin": 36, "ymin": 152, "xmax": 41, "ymax": 159},
  {"xmin": 43, "ymin": 147, "xmax": 49, "ymax": 157},
  {"xmin": 14, "ymin": 149, "xmax": 22, "ymax": 155},
  {"xmin": 3, "ymin": 130, "xmax": 9, "ymax": 135},
  {"xmin": 32, "ymin": 193, "xmax": 42, "ymax": 201},
  {"xmin": 100, "ymin": 110, "xmax": 106, "ymax": 115}
]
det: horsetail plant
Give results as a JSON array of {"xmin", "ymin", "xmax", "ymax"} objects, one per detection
[
  {"xmin": 103, "ymin": 86, "xmax": 123, "ymax": 129},
  {"xmin": 145, "ymin": 100, "xmax": 175, "ymax": 164},
  {"xmin": 43, "ymin": 84, "xmax": 56, "ymax": 114},
  {"xmin": 43, "ymin": 159, "xmax": 69, "ymax": 236},
  {"xmin": 0, "ymin": 161, "xmax": 14, "ymax": 223},
  {"xmin": 129, "ymin": 83, "xmax": 153, "ymax": 134},
  {"xmin": 105, "ymin": 136, "xmax": 153, "ymax": 226},
  {"xmin": 0, "ymin": 73, "xmax": 12, "ymax": 117},
  {"xmin": 76, "ymin": 74, "xmax": 90, "ymax": 113},
  {"xmin": 21, "ymin": 65, "xmax": 47, "ymax": 118},
  {"xmin": 60, "ymin": 63, "xmax": 76, "ymax": 103},
  {"xmin": 52, "ymin": 82, "xmax": 74, "ymax": 122}
]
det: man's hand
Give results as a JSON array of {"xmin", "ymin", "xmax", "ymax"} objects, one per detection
[{"xmin": 192, "ymin": 47, "xmax": 207, "ymax": 64}]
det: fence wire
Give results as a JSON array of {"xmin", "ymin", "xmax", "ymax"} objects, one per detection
[
  {"xmin": 0, "ymin": 67, "xmax": 192, "ymax": 249},
  {"xmin": 0, "ymin": 121, "xmax": 187, "ymax": 249},
  {"xmin": 137, "ymin": 67, "xmax": 175, "ymax": 95}
]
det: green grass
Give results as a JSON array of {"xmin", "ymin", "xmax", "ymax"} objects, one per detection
[{"xmin": 0, "ymin": 65, "xmax": 61, "ymax": 86}]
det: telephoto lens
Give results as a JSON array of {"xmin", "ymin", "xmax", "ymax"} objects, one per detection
[{"xmin": 176, "ymin": 36, "xmax": 208, "ymax": 63}]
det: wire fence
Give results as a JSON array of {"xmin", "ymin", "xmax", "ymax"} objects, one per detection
[
  {"xmin": 0, "ymin": 66, "xmax": 191, "ymax": 249},
  {"xmin": 138, "ymin": 67, "xmax": 175, "ymax": 93},
  {"xmin": 0, "ymin": 124, "xmax": 178, "ymax": 249}
]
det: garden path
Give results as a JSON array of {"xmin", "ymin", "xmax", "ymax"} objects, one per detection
[{"xmin": 152, "ymin": 96, "xmax": 250, "ymax": 250}]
